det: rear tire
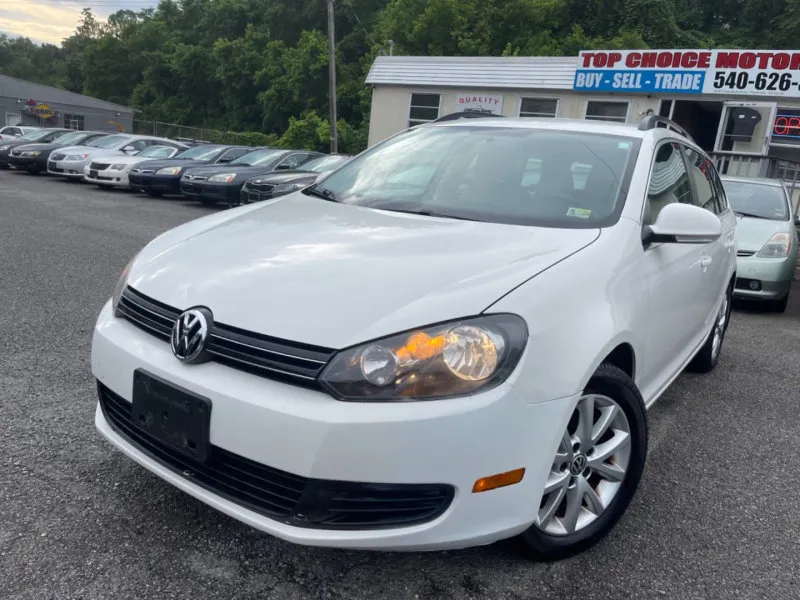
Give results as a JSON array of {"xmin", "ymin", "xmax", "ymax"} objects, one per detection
[
  {"xmin": 687, "ymin": 282, "xmax": 732, "ymax": 374},
  {"xmin": 518, "ymin": 363, "xmax": 648, "ymax": 561}
]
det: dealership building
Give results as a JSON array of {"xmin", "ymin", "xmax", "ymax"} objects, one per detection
[
  {"xmin": 0, "ymin": 74, "xmax": 133, "ymax": 132},
  {"xmin": 364, "ymin": 49, "xmax": 800, "ymax": 199}
]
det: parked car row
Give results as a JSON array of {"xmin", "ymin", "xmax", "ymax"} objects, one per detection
[{"xmin": 3, "ymin": 128, "xmax": 352, "ymax": 209}]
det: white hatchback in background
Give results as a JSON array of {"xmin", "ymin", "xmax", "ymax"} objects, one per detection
[
  {"xmin": 91, "ymin": 114, "xmax": 737, "ymax": 561},
  {"xmin": 84, "ymin": 145, "xmax": 186, "ymax": 189},
  {"xmin": 48, "ymin": 134, "xmax": 182, "ymax": 179}
]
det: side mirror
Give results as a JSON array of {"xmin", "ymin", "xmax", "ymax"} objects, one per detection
[
  {"xmin": 644, "ymin": 203, "xmax": 722, "ymax": 245},
  {"xmin": 275, "ymin": 163, "xmax": 291, "ymax": 170},
  {"xmin": 217, "ymin": 156, "xmax": 233, "ymax": 163}
]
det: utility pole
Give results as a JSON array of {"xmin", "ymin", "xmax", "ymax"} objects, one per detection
[{"xmin": 327, "ymin": 0, "xmax": 338, "ymax": 153}]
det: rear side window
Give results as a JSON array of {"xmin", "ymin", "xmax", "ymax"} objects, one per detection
[
  {"xmin": 644, "ymin": 142, "xmax": 693, "ymax": 225},
  {"xmin": 684, "ymin": 146, "xmax": 726, "ymax": 215}
]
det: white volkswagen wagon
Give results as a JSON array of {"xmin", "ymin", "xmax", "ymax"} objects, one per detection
[{"xmin": 91, "ymin": 114, "xmax": 737, "ymax": 560}]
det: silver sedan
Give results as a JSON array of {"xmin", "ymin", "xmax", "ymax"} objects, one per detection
[{"xmin": 722, "ymin": 175, "xmax": 799, "ymax": 313}]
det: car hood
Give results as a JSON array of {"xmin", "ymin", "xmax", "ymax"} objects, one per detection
[
  {"xmin": 1, "ymin": 139, "xmax": 44, "ymax": 150},
  {"xmin": 184, "ymin": 164, "xmax": 273, "ymax": 178},
  {"xmin": 246, "ymin": 170, "xmax": 319, "ymax": 184},
  {"xmin": 134, "ymin": 158, "xmax": 212, "ymax": 171},
  {"xmin": 735, "ymin": 216, "xmax": 791, "ymax": 252},
  {"xmin": 97, "ymin": 154, "xmax": 158, "ymax": 166},
  {"xmin": 12, "ymin": 142, "xmax": 64, "ymax": 152},
  {"xmin": 128, "ymin": 195, "xmax": 600, "ymax": 348},
  {"xmin": 58, "ymin": 145, "xmax": 124, "ymax": 158}
]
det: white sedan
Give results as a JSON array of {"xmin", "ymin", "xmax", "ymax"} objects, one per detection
[
  {"xmin": 47, "ymin": 133, "xmax": 184, "ymax": 179},
  {"xmin": 84, "ymin": 145, "xmax": 184, "ymax": 189},
  {"xmin": 91, "ymin": 115, "xmax": 737, "ymax": 560}
]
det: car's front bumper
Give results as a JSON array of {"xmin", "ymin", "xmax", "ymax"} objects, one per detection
[
  {"xmin": 91, "ymin": 299, "xmax": 574, "ymax": 551},
  {"xmin": 84, "ymin": 165, "xmax": 130, "ymax": 187},
  {"xmin": 48, "ymin": 158, "xmax": 88, "ymax": 178},
  {"xmin": 129, "ymin": 173, "xmax": 181, "ymax": 194},
  {"xmin": 734, "ymin": 255, "xmax": 796, "ymax": 300},
  {"xmin": 8, "ymin": 154, "xmax": 47, "ymax": 171},
  {"xmin": 180, "ymin": 180, "xmax": 241, "ymax": 203}
]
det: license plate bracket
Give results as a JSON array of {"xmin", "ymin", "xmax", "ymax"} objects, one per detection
[
  {"xmin": 89, "ymin": 169, "xmax": 98, "ymax": 178},
  {"xmin": 131, "ymin": 370, "xmax": 212, "ymax": 463}
]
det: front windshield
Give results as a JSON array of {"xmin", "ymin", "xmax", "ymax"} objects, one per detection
[
  {"xmin": 724, "ymin": 181, "xmax": 790, "ymax": 221},
  {"xmin": 137, "ymin": 146, "xmax": 175, "ymax": 158},
  {"xmin": 175, "ymin": 145, "xmax": 224, "ymax": 160},
  {"xmin": 303, "ymin": 154, "xmax": 351, "ymax": 173},
  {"xmin": 306, "ymin": 126, "xmax": 639, "ymax": 228},
  {"xmin": 232, "ymin": 149, "xmax": 284, "ymax": 166},
  {"xmin": 55, "ymin": 131, "xmax": 92, "ymax": 146},
  {"xmin": 88, "ymin": 134, "xmax": 131, "ymax": 149},
  {"xmin": 20, "ymin": 129, "xmax": 55, "ymax": 141}
]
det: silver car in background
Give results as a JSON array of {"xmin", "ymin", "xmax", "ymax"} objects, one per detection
[{"xmin": 722, "ymin": 176, "xmax": 799, "ymax": 313}]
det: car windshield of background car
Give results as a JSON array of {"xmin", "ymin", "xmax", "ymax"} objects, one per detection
[
  {"xmin": 137, "ymin": 146, "xmax": 175, "ymax": 158},
  {"xmin": 53, "ymin": 131, "xmax": 90, "ymax": 146},
  {"xmin": 231, "ymin": 149, "xmax": 285, "ymax": 166},
  {"xmin": 87, "ymin": 134, "xmax": 131, "ymax": 149},
  {"xmin": 305, "ymin": 126, "xmax": 638, "ymax": 228},
  {"xmin": 174, "ymin": 145, "xmax": 224, "ymax": 160},
  {"xmin": 19, "ymin": 129, "xmax": 54, "ymax": 141},
  {"xmin": 304, "ymin": 154, "xmax": 351, "ymax": 173},
  {"xmin": 725, "ymin": 181, "xmax": 790, "ymax": 221}
]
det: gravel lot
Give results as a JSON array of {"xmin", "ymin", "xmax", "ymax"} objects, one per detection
[{"xmin": 1, "ymin": 170, "xmax": 799, "ymax": 600}]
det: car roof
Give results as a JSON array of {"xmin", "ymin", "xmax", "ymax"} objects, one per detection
[
  {"xmin": 427, "ymin": 117, "xmax": 652, "ymax": 139},
  {"xmin": 719, "ymin": 175, "xmax": 786, "ymax": 187}
]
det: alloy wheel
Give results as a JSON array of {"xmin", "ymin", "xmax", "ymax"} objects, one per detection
[
  {"xmin": 536, "ymin": 394, "xmax": 631, "ymax": 536},
  {"xmin": 711, "ymin": 293, "xmax": 729, "ymax": 360}
]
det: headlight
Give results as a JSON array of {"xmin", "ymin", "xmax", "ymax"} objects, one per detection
[
  {"xmin": 756, "ymin": 232, "xmax": 792, "ymax": 258},
  {"xmin": 319, "ymin": 314, "xmax": 528, "ymax": 402},
  {"xmin": 109, "ymin": 163, "xmax": 127, "ymax": 170},
  {"xmin": 111, "ymin": 252, "xmax": 141, "ymax": 313},
  {"xmin": 66, "ymin": 153, "xmax": 89, "ymax": 161},
  {"xmin": 156, "ymin": 166, "xmax": 182, "ymax": 175},
  {"xmin": 21, "ymin": 150, "xmax": 40, "ymax": 157},
  {"xmin": 209, "ymin": 173, "xmax": 236, "ymax": 183},
  {"xmin": 274, "ymin": 182, "xmax": 306, "ymax": 194}
]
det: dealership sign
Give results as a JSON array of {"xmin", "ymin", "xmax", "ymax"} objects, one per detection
[
  {"xmin": 574, "ymin": 50, "xmax": 800, "ymax": 97},
  {"xmin": 456, "ymin": 93, "xmax": 503, "ymax": 114}
]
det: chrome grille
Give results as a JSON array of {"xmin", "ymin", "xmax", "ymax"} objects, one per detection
[
  {"xmin": 89, "ymin": 162, "xmax": 111, "ymax": 170},
  {"xmin": 51, "ymin": 152, "xmax": 66, "ymax": 161},
  {"xmin": 115, "ymin": 287, "xmax": 335, "ymax": 389},
  {"xmin": 737, "ymin": 250, "xmax": 756, "ymax": 257},
  {"xmin": 244, "ymin": 182, "xmax": 275, "ymax": 193},
  {"xmin": 184, "ymin": 174, "xmax": 208, "ymax": 181}
]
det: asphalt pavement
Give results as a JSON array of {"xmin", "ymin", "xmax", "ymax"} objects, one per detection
[{"xmin": 1, "ymin": 170, "xmax": 799, "ymax": 600}]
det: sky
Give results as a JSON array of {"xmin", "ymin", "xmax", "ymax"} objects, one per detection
[{"xmin": 1, "ymin": 0, "xmax": 158, "ymax": 44}]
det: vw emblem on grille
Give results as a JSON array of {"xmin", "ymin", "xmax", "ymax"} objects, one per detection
[{"xmin": 171, "ymin": 307, "xmax": 213, "ymax": 364}]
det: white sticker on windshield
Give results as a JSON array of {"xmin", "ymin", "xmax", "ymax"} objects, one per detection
[
  {"xmin": 618, "ymin": 142, "xmax": 631, "ymax": 150},
  {"xmin": 566, "ymin": 207, "xmax": 592, "ymax": 219}
]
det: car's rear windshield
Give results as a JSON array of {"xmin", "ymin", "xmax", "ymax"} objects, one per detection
[
  {"xmin": 87, "ymin": 134, "xmax": 131, "ymax": 148},
  {"xmin": 232, "ymin": 149, "xmax": 284, "ymax": 166},
  {"xmin": 723, "ymin": 180, "xmax": 790, "ymax": 221},
  {"xmin": 304, "ymin": 125, "xmax": 640, "ymax": 228},
  {"xmin": 175, "ymin": 145, "xmax": 224, "ymax": 160}
]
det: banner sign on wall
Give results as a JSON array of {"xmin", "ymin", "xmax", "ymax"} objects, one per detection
[
  {"xmin": 573, "ymin": 50, "xmax": 800, "ymax": 97},
  {"xmin": 456, "ymin": 93, "xmax": 504, "ymax": 114}
]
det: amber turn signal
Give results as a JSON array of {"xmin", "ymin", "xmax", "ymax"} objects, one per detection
[{"xmin": 472, "ymin": 468, "xmax": 525, "ymax": 493}]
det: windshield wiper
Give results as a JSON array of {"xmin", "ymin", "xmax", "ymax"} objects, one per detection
[
  {"xmin": 302, "ymin": 184, "xmax": 337, "ymax": 201},
  {"xmin": 734, "ymin": 211, "xmax": 770, "ymax": 220},
  {"xmin": 380, "ymin": 207, "xmax": 480, "ymax": 222}
]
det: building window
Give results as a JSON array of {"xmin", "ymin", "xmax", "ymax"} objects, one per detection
[
  {"xmin": 519, "ymin": 98, "xmax": 558, "ymax": 118},
  {"xmin": 585, "ymin": 101, "xmax": 629, "ymax": 123},
  {"xmin": 64, "ymin": 114, "xmax": 85, "ymax": 130},
  {"xmin": 408, "ymin": 93, "xmax": 441, "ymax": 127}
]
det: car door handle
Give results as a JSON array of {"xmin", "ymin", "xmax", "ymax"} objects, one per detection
[{"xmin": 700, "ymin": 256, "xmax": 713, "ymax": 270}]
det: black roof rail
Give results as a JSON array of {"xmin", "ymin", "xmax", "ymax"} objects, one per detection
[
  {"xmin": 638, "ymin": 115, "xmax": 694, "ymax": 141},
  {"xmin": 433, "ymin": 111, "xmax": 506, "ymax": 123}
]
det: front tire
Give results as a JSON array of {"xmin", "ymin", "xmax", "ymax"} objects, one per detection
[
  {"xmin": 687, "ymin": 282, "xmax": 732, "ymax": 373},
  {"xmin": 519, "ymin": 363, "xmax": 648, "ymax": 561}
]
